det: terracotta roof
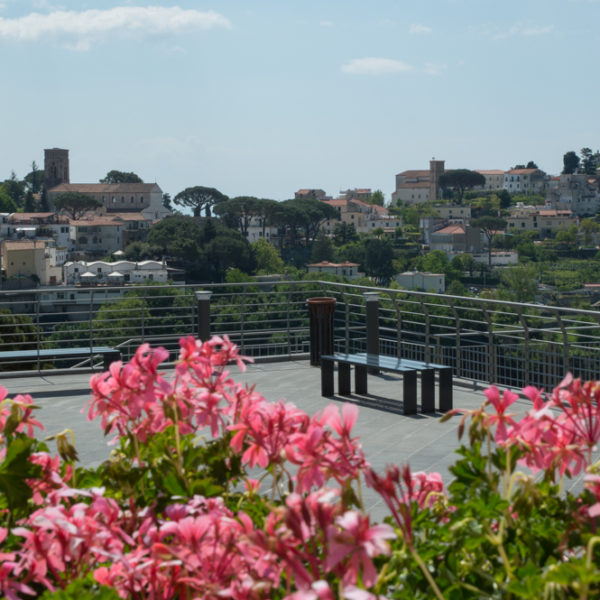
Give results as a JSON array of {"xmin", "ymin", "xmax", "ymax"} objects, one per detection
[
  {"xmin": 475, "ymin": 170, "xmax": 504, "ymax": 175},
  {"xmin": 307, "ymin": 261, "xmax": 359, "ymax": 267},
  {"xmin": 2, "ymin": 240, "xmax": 48, "ymax": 251},
  {"xmin": 104, "ymin": 212, "xmax": 151, "ymax": 221},
  {"xmin": 9, "ymin": 212, "xmax": 55, "ymax": 220},
  {"xmin": 537, "ymin": 209, "xmax": 573, "ymax": 217},
  {"xmin": 432, "ymin": 224, "xmax": 465, "ymax": 235},
  {"xmin": 397, "ymin": 170, "xmax": 430, "ymax": 178},
  {"xmin": 48, "ymin": 183, "xmax": 160, "ymax": 193},
  {"xmin": 395, "ymin": 182, "xmax": 430, "ymax": 188},
  {"xmin": 506, "ymin": 169, "xmax": 540, "ymax": 175},
  {"xmin": 70, "ymin": 217, "xmax": 126, "ymax": 226}
]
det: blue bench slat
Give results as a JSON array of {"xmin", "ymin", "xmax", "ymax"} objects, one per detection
[{"xmin": 0, "ymin": 347, "xmax": 118, "ymax": 359}]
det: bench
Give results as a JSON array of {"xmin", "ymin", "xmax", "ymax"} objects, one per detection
[
  {"xmin": 0, "ymin": 347, "xmax": 122, "ymax": 371},
  {"xmin": 320, "ymin": 352, "xmax": 452, "ymax": 414}
]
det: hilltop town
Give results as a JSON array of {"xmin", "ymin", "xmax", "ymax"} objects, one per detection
[{"xmin": 1, "ymin": 147, "xmax": 600, "ymax": 308}]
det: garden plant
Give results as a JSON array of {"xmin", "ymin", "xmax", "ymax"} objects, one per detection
[{"xmin": 0, "ymin": 336, "xmax": 599, "ymax": 598}]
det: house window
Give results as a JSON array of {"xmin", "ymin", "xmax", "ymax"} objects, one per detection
[
  {"xmin": 112, "ymin": 197, "xmax": 116, "ymax": 203},
  {"xmin": 131, "ymin": 196, "xmax": 135, "ymax": 203},
  {"xmin": 140, "ymin": 196, "xmax": 144, "ymax": 202}
]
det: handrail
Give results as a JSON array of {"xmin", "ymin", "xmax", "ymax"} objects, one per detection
[{"xmin": 1, "ymin": 281, "xmax": 599, "ymax": 389}]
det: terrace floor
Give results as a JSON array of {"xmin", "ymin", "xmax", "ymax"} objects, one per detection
[{"xmin": 1, "ymin": 360, "xmax": 586, "ymax": 522}]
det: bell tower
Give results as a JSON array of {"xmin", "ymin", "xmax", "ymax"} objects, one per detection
[
  {"xmin": 429, "ymin": 158, "xmax": 445, "ymax": 201},
  {"xmin": 44, "ymin": 148, "xmax": 70, "ymax": 189}
]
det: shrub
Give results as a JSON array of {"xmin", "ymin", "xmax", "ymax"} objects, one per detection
[{"xmin": 0, "ymin": 338, "xmax": 599, "ymax": 598}]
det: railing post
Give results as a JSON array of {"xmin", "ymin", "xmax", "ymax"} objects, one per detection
[
  {"xmin": 364, "ymin": 291, "xmax": 380, "ymax": 374},
  {"xmin": 195, "ymin": 290, "xmax": 212, "ymax": 342},
  {"xmin": 307, "ymin": 297, "xmax": 336, "ymax": 366}
]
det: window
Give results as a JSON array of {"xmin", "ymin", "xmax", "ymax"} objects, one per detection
[
  {"xmin": 140, "ymin": 196, "xmax": 144, "ymax": 202},
  {"xmin": 111, "ymin": 197, "xmax": 116, "ymax": 203},
  {"xmin": 121, "ymin": 196, "xmax": 125, "ymax": 202},
  {"xmin": 131, "ymin": 196, "xmax": 134, "ymax": 203}
]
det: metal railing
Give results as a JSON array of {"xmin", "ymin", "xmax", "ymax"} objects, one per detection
[{"xmin": 0, "ymin": 280, "xmax": 599, "ymax": 389}]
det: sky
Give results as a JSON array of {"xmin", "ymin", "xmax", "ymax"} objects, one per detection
[{"xmin": 1, "ymin": 0, "xmax": 599, "ymax": 204}]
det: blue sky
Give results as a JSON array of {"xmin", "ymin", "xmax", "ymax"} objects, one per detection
[{"xmin": 1, "ymin": 0, "xmax": 599, "ymax": 204}]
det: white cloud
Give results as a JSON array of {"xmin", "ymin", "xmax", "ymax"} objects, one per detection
[
  {"xmin": 409, "ymin": 23, "xmax": 432, "ymax": 35},
  {"xmin": 341, "ymin": 57, "xmax": 413, "ymax": 75},
  {"xmin": 319, "ymin": 20, "xmax": 334, "ymax": 27},
  {"xmin": 424, "ymin": 62, "xmax": 447, "ymax": 76},
  {"xmin": 0, "ymin": 5, "xmax": 230, "ymax": 48},
  {"xmin": 493, "ymin": 22, "xmax": 554, "ymax": 40}
]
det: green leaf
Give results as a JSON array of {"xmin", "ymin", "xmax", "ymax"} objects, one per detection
[{"xmin": 0, "ymin": 435, "xmax": 41, "ymax": 511}]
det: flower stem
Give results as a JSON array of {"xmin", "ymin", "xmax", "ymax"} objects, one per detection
[{"xmin": 409, "ymin": 544, "xmax": 444, "ymax": 600}]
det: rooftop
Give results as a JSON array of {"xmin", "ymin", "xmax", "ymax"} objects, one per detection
[{"xmin": 4, "ymin": 359, "xmax": 559, "ymax": 522}]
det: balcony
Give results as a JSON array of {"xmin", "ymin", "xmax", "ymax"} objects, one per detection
[
  {"xmin": 1, "ymin": 280, "xmax": 597, "ymax": 518},
  {"xmin": 0, "ymin": 280, "xmax": 598, "ymax": 391}
]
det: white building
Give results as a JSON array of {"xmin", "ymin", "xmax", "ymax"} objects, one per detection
[
  {"xmin": 64, "ymin": 260, "xmax": 168, "ymax": 285},
  {"xmin": 395, "ymin": 271, "xmax": 445, "ymax": 293},
  {"xmin": 307, "ymin": 261, "xmax": 363, "ymax": 279},
  {"xmin": 546, "ymin": 174, "xmax": 600, "ymax": 217},
  {"xmin": 503, "ymin": 168, "xmax": 547, "ymax": 194}
]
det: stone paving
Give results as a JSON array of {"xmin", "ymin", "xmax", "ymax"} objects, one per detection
[{"xmin": 0, "ymin": 359, "xmax": 581, "ymax": 521}]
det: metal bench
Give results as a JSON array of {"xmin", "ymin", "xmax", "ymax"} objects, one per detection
[
  {"xmin": 320, "ymin": 352, "xmax": 452, "ymax": 414},
  {"xmin": 0, "ymin": 347, "xmax": 122, "ymax": 371}
]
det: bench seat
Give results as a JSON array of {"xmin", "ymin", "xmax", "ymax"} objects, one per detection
[
  {"xmin": 0, "ymin": 347, "xmax": 121, "ymax": 371},
  {"xmin": 320, "ymin": 352, "xmax": 452, "ymax": 414}
]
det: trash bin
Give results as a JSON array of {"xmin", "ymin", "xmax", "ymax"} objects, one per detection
[{"xmin": 307, "ymin": 297, "xmax": 336, "ymax": 366}]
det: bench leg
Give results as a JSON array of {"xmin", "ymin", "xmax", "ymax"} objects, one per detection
[
  {"xmin": 439, "ymin": 368, "xmax": 453, "ymax": 412},
  {"xmin": 355, "ymin": 365, "xmax": 368, "ymax": 394},
  {"xmin": 339, "ymin": 363, "xmax": 352, "ymax": 396},
  {"xmin": 403, "ymin": 371, "xmax": 417, "ymax": 415},
  {"xmin": 421, "ymin": 369, "xmax": 435, "ymax": 413},
  {"xmin": 321, "ymin": 358, "xmax": 334, "ymax": 397},
  {"xmin": 103, "ymin": 351, "xmax": 121, "ymax": 370}
]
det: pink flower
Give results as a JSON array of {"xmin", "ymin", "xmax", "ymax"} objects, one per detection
[
  {"xmin": 326, "ymin": 510, "xmax": 394, "ymax": 587},
  {"xmin": 483, "ymin": 386, "xmax": 518, "ymax": 444}
]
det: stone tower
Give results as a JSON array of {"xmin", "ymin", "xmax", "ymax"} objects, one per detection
[
  {"xmin": 429, "ymin": 159, "xmax": 445, "ymax": 201},
  {"xmin": 44, "ymin": 148, "xmax": 70, "ymax": 189}
]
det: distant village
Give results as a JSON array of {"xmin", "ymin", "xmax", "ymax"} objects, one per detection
[{"xmin": 2, "ymin": 147, "xmax": 600, "ymax": 307}]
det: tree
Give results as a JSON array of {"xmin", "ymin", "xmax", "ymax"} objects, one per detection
[
  {"xmin": 498, "ymin": 189, "xmax": 511, "ymax": 210},
  {"xmin": 363, "ymin": 238, "xmax": 395, "ymax": 284},
  {"xmin": 471, "ymin": 216, "xmax": 507, "ymax": 266},
  {"xmin": 23, "ymin": 161, "xmax": 44, "ymax": 194},
  {"xmin": 499, "ymin": 264, "xmax": 538, "ymax": 302},
  {"xmin": 437, "ymin": 170, "xmax": 486, "ymax": 205},
  {"xmin": 24, "ymin": 190, "xmax": 35, "ymax": 212},
  {"xmin": 274, "ymin": 198, "xmax": 339, "ymax": 247},
  {"xmin": 310, "ymin": 231, "xmax": 335, "ymax": 263},
  {"xmin": 580, "ymin": 218, "xmax": 600, "ymax": 245},
  {"xmin": 52, "ymin": 192, "xmax": 102, "ymax": 220},
  {"xmin": 580, "ymin": 147, "xmax": 599, "ymax": 176},
  {"xmin": 162, "ymin": 193, "xmax": 172, "ymax": 211},
  {"xmin": 0, "ymin": 186, "xmax": 19, "ymax": 213},
  {"xmin": 513, "ymin": 161, "xmax": 538, "ymax": 170},
  {"xmin": 2, "ymin": 171, "xmax": 24, "ymax": 208},
  {"xmin": 333, "ymin": 222, "xmax": 358, "ymax": 246},
  {"xmin": 213, "ymin": 197, "xmax": 262, "ymax": 238},
  {"xmin": 562, "ymin": 151, "xmax": 580, "ymax": 175},
  {"xmin": 173, "ymin": 186, "xmax": 229, "ymax": 217},
  {"xmin": 252, "ymin": 238, "xmax": 284, "ymax": 274},
  {"xmin": 100, "ymin": 170, "xmax": 143, "ymax": 184},
  {"xmin": 370, "ymin": 190, "xmax": 385, "ymax": 206}
]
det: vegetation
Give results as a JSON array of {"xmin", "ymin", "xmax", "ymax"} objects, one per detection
[
  {"xmin": 1, "ymin": 339, "xmax": 600, "ymax": 597},
  {"xmin": 99, "ymin": 170, "xmax": 143, "ymax": 184},
  {"xmin": 173, "ymin": 186, "xmax": 229, "ymax": 217},
  {"xmin": 438, "ymin": 169, "xmax": 486, "ymax": 204},
  {"xmin": 52, "ymin": 192, "xmax": 102, "ymax": 220}
]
